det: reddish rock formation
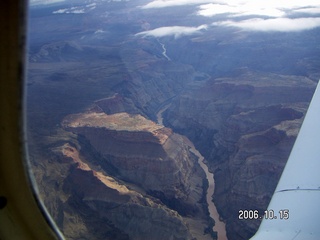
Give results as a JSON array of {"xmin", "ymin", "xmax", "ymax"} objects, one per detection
[
  {"xmin": 62, "ymin": 112, "xmax": 204, "ymax": 206},
  {"xmin": 60, "ymin": 112, "xmax": 213, "ymax": 239},
  {"xmin": 60, "ymin": 143, "xmax": 195, "ymax": 240}
]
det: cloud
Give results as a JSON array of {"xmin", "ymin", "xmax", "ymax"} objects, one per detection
[
  {"xmin": 94, "ymin": 29, "xmax": 106, "ymax": 34},
  {"xmin": 198, "ymin": 3, "xmax": 286, "ymax": 17},
  {"xmin": 196, "ymin": 1, "xmax": 320, "ymax": 18},
  {"xmin": 30, "ymin": 0, "xmax": 65, "ymax": 5},
  {"xmin": 197, "ymin": 4, "xmax": 238, "ymax": 16},
  {"xmin": 135, "ymin": 25, "xmax": 208, "ymax": 38},
  {"xmin": 52, "ymin": 8, "xmax": 67, "ymax": 14},
  {"xmin": 140, "ymin": 0, "xmax": 213, "ymax": 9},
  {"xmin": 52, "ymin": 5, "xmax": 96, "ymax": 14},
  {"xmin": 214, "ymin": 17, "xmax": 320, "ymax": 32},
  {"xmin": 141, "ymin": 0, "xmax": 320, "ymax": 12},
  {"xmin": 293, "ymin": 7, "xmax": 320, "ymax": 15},
  {"xmin": 139, "ymin": 0, "xmax": 320, "ymax": 32},
  {"xmin": 70, "ymin": 9, "xmax": 85, "ymax": 14},
  {"xmin": 200, "ymin": 1, "xmax": 320, "ymax": 32},
  {"xmin": 53, "ymin": 7, "xmax": 85, "ymax": 14},
  {"xmin": 86, "ymin": 3, "xmax": 97, "ymax": 10}
]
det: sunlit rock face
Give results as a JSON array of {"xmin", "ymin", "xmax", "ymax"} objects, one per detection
[
  {"xmin": 164, "ymin": 71, "xmax": 317, "ymax": 239},
  {"xmin": 61, "ymin": 144, "xmax": 194, "ymax": 240},
  {"xmin": 62, "ymin": 112, "xmax": 201, "ymax": 201},
  {"xmin": 60, "ymin": 111, "xmax": 212, "ymax": 239}
]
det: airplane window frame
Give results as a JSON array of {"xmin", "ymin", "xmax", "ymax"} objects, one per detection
[
  {"xmin": 2, "ymin": 1, "xmax": 319, "ymax": 240},
  {"xmin": 0, "ymin": 1, "xmax": 63, "ymax": 239}
]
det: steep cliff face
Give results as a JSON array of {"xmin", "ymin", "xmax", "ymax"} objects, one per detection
[
  {"xmin": 164, "ymin": 71, "xmax": 317, "ymax": 239},
  {"xmin": 94, "ymin": 93, "xmax": 141, "ymax": 115},
  {"xmin": 62, "ymin": 112, "xmax": 205, "ymax": 213},
  {"xmin": 57, "ymin": 111, "xmax": 213, "ymax": 239},
  {"xmin": 116, "ymin": 39, "xmax": 195, "ymax": 117},
  {"xmin": 60, "ymin": 144, "xmax": 194, "ymax": 240},
  {"xmin": 213, "ymin": 119, "xmax": 304, "ymax": 239}
]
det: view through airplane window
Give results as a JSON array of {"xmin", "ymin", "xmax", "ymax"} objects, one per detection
[{"xmin": 26, "ymin": 0, "xmax": 320, "ymax": 239}]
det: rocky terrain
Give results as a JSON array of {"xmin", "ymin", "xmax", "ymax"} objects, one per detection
[
  {"xmin": 28, "ymin": 51, "xmax": 317, "ymax": 240},
  {"xmin": 60, "ymin": 143, "xmax": 198, "ymax": 240},
  {"xmin": 61, "ymin": 111, "xmax": 206, "ymax": 208},
  {"xmin": 164, "ymin": 70, "xmax": 316, "ymax": 239},
  {"xmin": 26, "ymin": 35, "xmax": 215, "ymax": 238},
  {"xmin": 31, "ymin": 109, "xmax": 214, "ymax": 240},
  {"xmin": 26, "ymin": 1, "xmax": 320, "ymax": 240}
]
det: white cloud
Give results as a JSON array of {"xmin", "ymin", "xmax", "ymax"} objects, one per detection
[
  {"xmin": 141, "ymin": 0, "xmax": 320, "ymax": 11},
  {"xmin": 140, "ymin": 0, "xmax": 320, "ymax": 32},
  {"xmin": 95, "ymin": 29, "xmax": 106, "ymax": 34},
  {"xmin": 53, "ymin": 8, "xmax": 85, "ymax": 14},
  {"xmin": 86, "ymin": 3, "xmax": 97, "ymax": 8},
  {"xmin": 196, "ymin": 1, "xmax": 320, "ymax": 18},
  {"xmin": 294, "ymin": 7, "xmax": 320, "ymax": 15},
  {"xmin": 135, "ymin": 25, "xmax": 208, "ymax": 38},
  {"xmin": 86, "ymin": 3, "xmax": 97, "ymax": 10},
  {"xmin": 30, "ymin": 0, "xmax": 65, "ymax": 5},
  {"xmin": 140, "ymin": 0, "xmax": 214, "ymax": 9},
  {"xmin": 197, "ymin": 4, "xmax": 239, "ymax": 17},
  {"xmin": 70, "ymin": 9, "xmax": 85, "ymax": 14},
  {"xmin": 52, "ymin": 5, "xmax": 90, "ymax": 14},
  {"xmin": 53, "ymin": 8, "xmax": 68, "ymax": 14},
  {"xmin": 201, "ymin": 1, "xmax": 320, "ymax": 32},
  {"xmin": 214, "ymin": 17, "xmax": 320, "ymax": 32},
  {"xmin": 233, "ymin": 8, "xmax": 285, "ymax": 18}
]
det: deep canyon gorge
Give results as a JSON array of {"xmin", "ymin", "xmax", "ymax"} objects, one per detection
[{"xmin": 26, "ymin": 1, "xmax": 320, "ymax": 239}]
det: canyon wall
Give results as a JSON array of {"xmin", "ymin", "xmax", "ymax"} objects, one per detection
[
  {"xmin": 27, "ymin": 24, "xmax": 318, "ymax": 239},
  {"xmin": 164, "ymin": 71, "xmax": 316, "ymax": 239},
  {"xmin": 40, "ymin": 111, "xmax": 214, "ymax": 240},
  {"xmin": 62, "ymin": 112, "xmax": 205, "ymax": 207},
  {"xmin": 61, "ymin": 143, "xmax": 195, "ymax": 240}
]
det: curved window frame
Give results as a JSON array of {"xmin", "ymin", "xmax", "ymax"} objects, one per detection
[{"xmin": 0, "ymin": 1, "xmax": 63, "ymax": 239}]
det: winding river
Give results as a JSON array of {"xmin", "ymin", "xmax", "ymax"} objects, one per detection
[
  {"xmin": 157, "ymin": 104, "xmax": 227, "ymax": 240},
  {"xmin": 157, "ymin": 39, "xmax": 171, "ymax": 61}
]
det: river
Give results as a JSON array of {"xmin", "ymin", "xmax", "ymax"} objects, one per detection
[
  {"xmin": 157, "ymin": 104, "xmax": 227, "ymax": 240},
  {"xmin": 157, "ymin": 39, "xmax": 171, "ymax": 61}
]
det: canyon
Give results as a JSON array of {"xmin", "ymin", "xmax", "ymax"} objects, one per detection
[
  {"xmin": 28, "ymin": 55, "xmax": 316, "ymax": 239},
  {"xmin": 26, "ymin": 1, "xmax": 320, "ymax": 240},
  {"xmin": 163, "ymin": 72, "xmax": 316, "ymax": 239},
  {"xmin": 157, "ymin": 103, "xmax": 227, "ymax": 240},
  {"xmin": 57, "ymin": 110, "xmax": 214, "ymax": 239}
]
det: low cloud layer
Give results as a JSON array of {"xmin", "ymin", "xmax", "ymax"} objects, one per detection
[
  {"xmin": 140, "ymin": 0, "xmax": 320, "ymax": 32},
  {"xmin": 293, "ymin": 7, "xmax": 320, "ymax": 15},
  {"xmin": 53, "ymin": 6, "xmax": 86, "ymax": 14},
  {"xmin": 214, "ymin": 17, "xmax": 320, "ymax": 32},
  {"xmin": 196, "ymin": 0, "xmax": 320, "ymax": 19},
  {"xmin": 135, "ymin": 25, "xmax": 208, "ymax": 38},
  {"xmin": 52, "ymin": 3, "xmax": 97, "ymax": 14},
  {"xmin": 197, "ymin": 3, "xmax": 286, "ymax": 18},
  {"xmin": 30, "ymin": 0, "xmax": 65, "ymax": 5},
  {"xmin": 141, "ymin": 0, "xmax": 320, "ymax": 12},
  {"xmin": 140, "ymin": 0, "xmax": 213, "ymax": 9}
]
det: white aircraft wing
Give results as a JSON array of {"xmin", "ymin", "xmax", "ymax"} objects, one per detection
[{"xmin": 250, "ymin": 81, "xmax": 320, "ymax": 240}]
